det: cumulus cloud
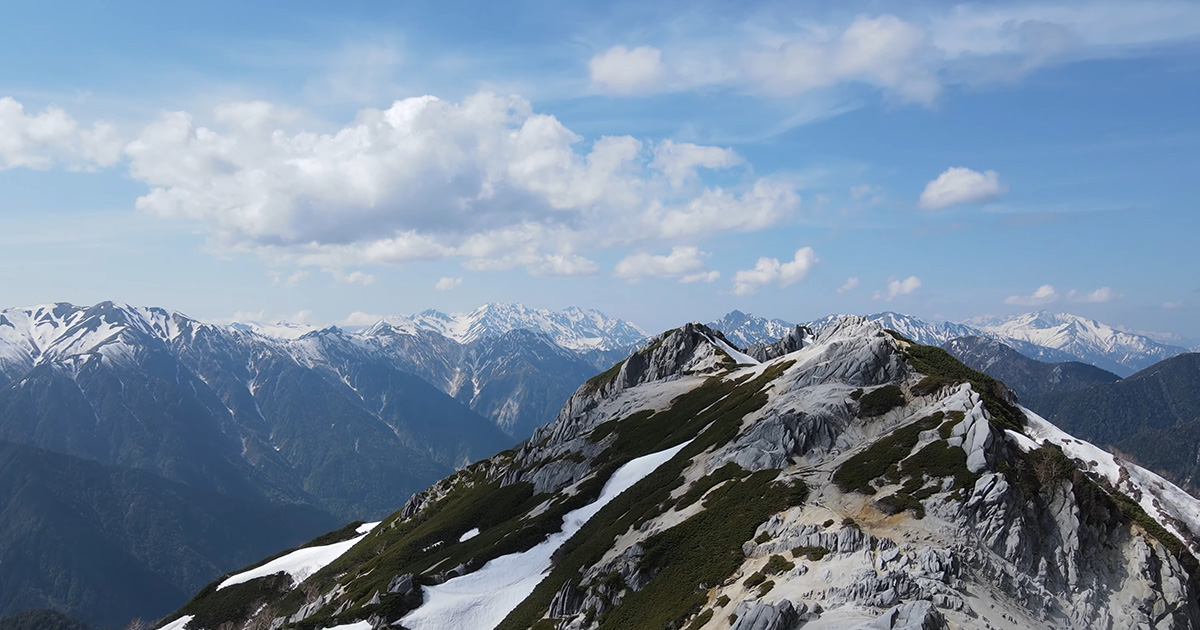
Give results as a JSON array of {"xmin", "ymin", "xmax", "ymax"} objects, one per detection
[
  {"xmin": 0, "ymin": 97, "xmax": 123, "ymax": 170},
  {"xmin": 651, "ymin": 140, "xmax": 741, "ymax": 189},
  {"xmin": 682, "ymin": 270, "xmax": 720, "ymax": 283},
  {"xmin": 837, "ymin": 277, "xmax": 860, "ymax": 294},
  {"xmin": 112, "ymin": 93, "xmax": 792, "ymax": 275},
  {"xmin": 1005, "ymin": 284, "xmax": 1122, "ymax": 305},
  {"xmin": 614, "ymin": 246, "xmax": 716, "ymax": 282},
  {"xmin": 434, "ymin": 276, "xmax": 462, "ymax": 290},
  {"xmin": 589, "ymin": 46, "xmax": 667, "ymax": 94},
  {"xmin": 874, "ymin": 276, "xmax": 922, "ymax": 301},
  {"xmin": 1004, "ymin": 284, "xmax": 1059, "ymax": 306},
  {"xmin": 1072, "ymin": 286, "xmax": 1120, "ymax": 303},
  {"xmin": 918, "ymin": 167, "xmax": 1006, "ymax": 210},
  {"xmin": 732, "ymin": 247, "xmax": 819, "ymax": 295},
  {"xmin": 342, "ymin": 311, "xmax": 385, "ymax": 327}
]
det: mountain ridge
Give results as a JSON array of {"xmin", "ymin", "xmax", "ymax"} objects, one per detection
[{"xmin": 156, "ymin": 317, "xmax": 1200, "ymax": 630}]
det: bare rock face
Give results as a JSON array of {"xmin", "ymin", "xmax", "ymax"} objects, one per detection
[
  {"xmin": 549, "ymin": 322, "xmax": 735, "ymax": 434},
  {"xmin": 747, "ymin": 325, "xmax": 811, "ymax": 363},
  {"xmin": 859, "ymin": 600, "xmax": 948, "ymax": 630},
  {"xmin": 730, "ymin": 599, "xmax": 803, "ymax": 630}
]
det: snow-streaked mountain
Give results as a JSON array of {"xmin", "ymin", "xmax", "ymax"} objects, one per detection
[
  {"xmin": 794, "ymin": 310, "xmax": 1186, "ymax": 377},
  {"xmin": 705, "ymin": 310, "xmax": 795, "ymax": 348},
  {"xmin": 404, "ymin": 303, "xmax": 647, "ymax": 351},
  {"xmin": 968, "ymin": 311, "xmax": 1188, "ymax": 376},
  {"xmin": 0, "ymin": 301, "xmax": 513, "ymax": 520},
  {"xmin": 1, "ymin": 301, "xmax": 633, "ymax": 442},
  {"xmin": 162, "ymin": 317, "xmax": 1200, "ymax": 630},
  {"xmin": 807, "ymin": 311, "xmax": 978, "ymax": 347},
  {"xmin": 228, "ymin": 320, "xmax": 321, "ymax": 340}
]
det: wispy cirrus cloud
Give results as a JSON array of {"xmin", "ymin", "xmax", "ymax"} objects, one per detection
[{"xmin": 586, "ymin": 2, "xmax": 1200, "ymax": 105}]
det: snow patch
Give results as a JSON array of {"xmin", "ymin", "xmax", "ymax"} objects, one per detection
[
  {"xmin": 217, "ymin": 522, "xmax": 380, "ymax": 590},
  {"xmin": 707, "ymin": 333, "xmax": 760, "ymax": 365},
  {"xmin": 1021, "ymin": 407, "xmax": 1200, "ymax": 559},
  {"xmin": 458, "ymin": 527, "xmax": 480, "ymax": 542},
  {"xmin": 401, "ymin": 440, "xmax": 692, "ymax": 630},
  {"xmin": 323, "ymin": 622, "xmax": 372, "ymax": 630},
  {"xmin": 155, "ymin": 615, "xmax": 194, "ymax": 630}
]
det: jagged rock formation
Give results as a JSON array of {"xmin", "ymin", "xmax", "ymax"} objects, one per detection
[
  {"xmin": 154, "ymin": 316, "xmax": 1200, "ymax": 630},
  {"xmin": 747, "ymin": 325, "xmax": 811, "ymax": 362}
]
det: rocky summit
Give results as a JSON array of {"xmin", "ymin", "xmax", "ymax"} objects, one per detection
[{"xmin": 157, "ymin": 317, "xmax": 1200, "ymax": 630}]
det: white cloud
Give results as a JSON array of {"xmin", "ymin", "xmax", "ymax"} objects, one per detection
[
  {"xmin": 745, "ymin": 15, "xmax": 940, "ymax": 105},
  {"xmin": 434, "ymin": 276, "xmax": 462, "ymax": 290},
  {"xmin": 0, "ymin": 97, "xmax": 123, "ymax": 171},
  {"xmin": 1005, "ymin": 284, "xmax": 1122, "ymax": 305},
  {"xmin": 874, "ymin": 276, "xmax": 922, "ymax": 301},
  {"xmin": 589, "ymin": 46, "xmax": 667, "ymax": 95},
  {"xmin": 918, "ymin": 167, "xmax": 1006, "ymax": 210},
  {"xmin": 1071, "ymin": 286, "xmax": 1120, "ymax": 303},
  {"xmin": 108, "ymin": 93, "xmax": 789, "ymax": 276},
  {"xmin": 837, "ymin": 277, "xmax": 860, "ymax": 294},
  {"xmin": 732, "ymin": 247, "xmax": 818, "ymax": 295},
  {"xmin": 614, "ymin": 246, "xmax": 715, "ymax": 282},
  {"xmin": 327, "ymin": 269, "xmax": 376, "ymax": 285},
  {"xmin": 651, "ymin": 140, "xmax": 741, "ymax": 189},
  {"xmin": 681, "ymin": 270, "xmax": 720, "ymax": 283},
  {"xmin": 1005, "ymin": 284, "xmax": 1059, "ymax": 305},
  {"xmin": 586, "ymin": 3, "xmax": 1200, "ymax": 103},
  {"xmin": 342, "ymin": 311, "xmax": 385, "ymax": 327},
  {"xmin": 270, "ymin": 270, "xmax": 309, "ymax": 287}
]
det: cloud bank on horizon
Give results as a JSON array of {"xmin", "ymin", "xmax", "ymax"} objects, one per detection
[{"xmin": 0, "ymin": 0, "xmax": 1197, "ymax": 335}]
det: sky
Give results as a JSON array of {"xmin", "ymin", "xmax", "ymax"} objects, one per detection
[{"xmin": 0, "ymin": 0, "xmax": 1197, "ymax": 340}]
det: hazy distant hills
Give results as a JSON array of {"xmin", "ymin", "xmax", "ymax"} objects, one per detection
[
  {"xmin": 1027, "ymin": 353, "xmax": 1200, "ymax": 493},
  {"xmin": 0, "ymin": 441, "xmax": 337, "ymax": 628},
  {"xmin": 941, "ymin": 335, "xmax": 1121, "ymax": 399}
]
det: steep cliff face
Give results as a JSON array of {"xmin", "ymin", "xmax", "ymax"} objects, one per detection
[{"xmin": 157, "ymin": 317, "xmax": 1200, "ymax": 630}]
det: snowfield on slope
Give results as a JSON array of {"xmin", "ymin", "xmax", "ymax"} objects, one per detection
[
  {"xmin": 706, "ymin": 332, "xmax": 760, "ymax": 365},
  {"xmin": 155, "ymin": 615, "xmax": 194, "ymax": 630},
  {"xmin": 1017, "ymin": 408, "xmax": 1200, "ymax": 556},
  {"xmin": 217, "ymin": 522, "xmax": 380, "ymax": 590},
  {"xmin": 401, "ymin": 440, "xmax": 691, "ymax": 630}
]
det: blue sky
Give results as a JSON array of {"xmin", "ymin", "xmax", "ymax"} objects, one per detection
[{"xmin": 1, "ymin": 0, "xmax": 1198, "ymax": 340}]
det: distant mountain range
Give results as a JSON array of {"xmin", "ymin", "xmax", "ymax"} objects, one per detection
[
  {"xmin": 1, "ymin": 299, "xmax": 1193, "ymax": 627},
  {"xmin": 940, "ymin": 336, "xmax": 1122, "ymax": 399},
  {"xmin": 732, "ymin": 310, "xmax": 1189, "ymax": 378},
  {"xmin": 704, "ymin": 310, "xmax": 795, "ymax": 348},
  {"xmin": 0, "ymin": 441, "xmax": 338, "ymax": 629}
]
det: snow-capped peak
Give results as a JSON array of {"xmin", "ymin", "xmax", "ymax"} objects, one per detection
[
  {"xmin": 400, "ymin": 303, "xmax": 646, "ymax": 351},
  {"xmin": 0, "ymin": 301, "xmax": 200, "ymax": 368},
  {"xmin": 706, "ymin": 310, "xmax": 795, "ymax": 348},
  {"xmin": 968, "ymin": 311, "xmax": 1188, "ymax": 375}
]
